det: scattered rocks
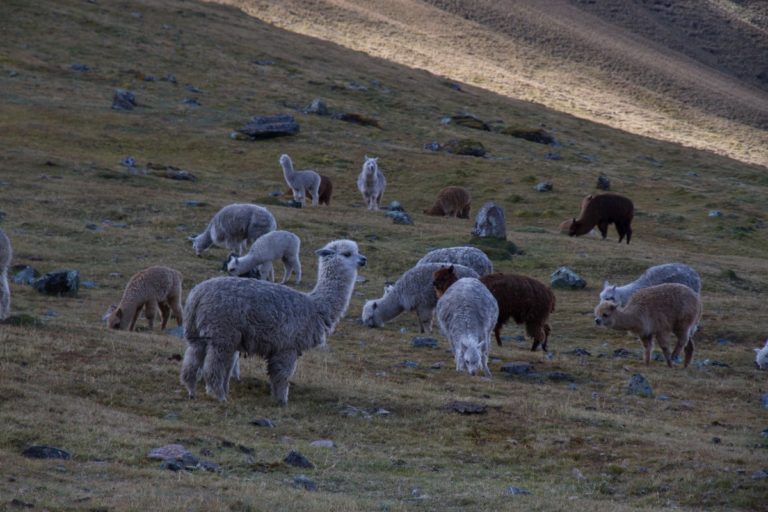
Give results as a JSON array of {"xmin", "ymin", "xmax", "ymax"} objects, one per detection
[
  {"xmin": 251, "ymin": 418, "xmax": 276, "ymax": 428},
  {"xmin": 627, "ymin": 373, "xmax": 653, "ymax": 398},
  {"xmin": 32, "ymin": 270, "xmax": 79, "ymax": 296},
  {"xmin": 694, "ymin": 359, "xmax": 730, "ymax": 368},
  {"xmin": 340, "ymin": 404, "xmax": 391, "ymax": 419},
  {"xmin": 442, "ymin": 139, "xmax": 486, "ymax": 157},
  {"xmin": 309, "ymin": 439, "xmax": 335, "ymax": 448},
  {"xmin": 611, "ymin": 348, "xmax": 637, "ymax": 359},
  {"xmin": 235, "ymin": 114, "xmax": 299, "ymax": 140},
  {"xmin": 303, "ymin": 98, "xmax": 329, "ymax": 116},
  {"xmin": 385, "ymin": 204, "xmax": 413, "ymax": 225},
  {"xmin": 292, "ymin": 474, "xmax": 318, "ymax": 491},
  {"xmin": 596, "ymin": 174, "xmax": 611, "ymax": 190},
  {"xmin": 22, "ymin": 445, "xmax": 71, "ymax": 460},
  {"xmin": 505, "ymin": 486, "xmax": 532, "ymax": 496},
  {"xmin": 441, "ymin": 114, "xmax": 490, "ymax": 131},
  {"xmin": 501, "ymin": 127, "xmax": 556, "ymax": 145},
  {"xmin": 411, "ymin": 337, "xmax": 439, "ymax": 349},
  {"xmin": 112, "ymin": 89, "xmax": 137, "ymax": 111},
  {"xmin": 423, "ymin": 141, "xmax": 442, "ymax": 152},
  {"xmin": 182, "ymin": 97, "xmax": 201, "ymax": 107},
  {"xmin": 445, "ymin": 401, "xmax": 487, "ymax": 415},
  {"xmin": 472, "ymin": 201, "xmax": 507, "ymax": 239},
  {"xmin": 534, "ymin": 181, "xmax": 553, "ymax": 192},
  {"xmin": 550, "ymin": 266, "xmax": 586, "ymax": 289},
  {"xmin": 331, "ymin": 112, "xmax": 380, "ymax": 128},
  {"xmin": 146, "ymin": 163, "xmax": 197, "ymax": 181},
  {"xmin": 70, "ymin": 63, "xmax": 91, "ymax": 72},
  {"xmin": 284, "ymin": 450, "xmax": 314, "ymax": 469},
  {"xmin": 751, "ymin": 469, "xmax": 768, "ymax": 480}
]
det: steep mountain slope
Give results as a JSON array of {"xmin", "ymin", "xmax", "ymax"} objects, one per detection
[{"xmin": 220, "ymin": 0, "xmax": 768, "ymax": 166}]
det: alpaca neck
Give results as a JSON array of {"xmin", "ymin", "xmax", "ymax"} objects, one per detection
[
  {"xmin": 236, "ymin": 252, "xmax": 264, "ymax": 273},
  {"xmin": 309, "ymin": 262, "xmax": 357, "ymax": 329},
  {"xmin": 373, "ymin": 288, "xmax": 405, "ymax": 322},
  {"xmin": 609, "ymin": 309, "xmax": 642, "ymax": 332},
  {"xmin": 281, "ymin": 159, "xmax": 295, "ymax": 180}
]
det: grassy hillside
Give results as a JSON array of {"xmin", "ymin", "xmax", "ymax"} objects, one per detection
[{"xmin": 0, "ymin": 0, "xmax": 767, "ymax": 510}]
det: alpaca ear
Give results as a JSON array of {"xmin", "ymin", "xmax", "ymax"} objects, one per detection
[
  {"xmin": 572, "ymin": 217, "xmax": 576, "ymax": 223},
  {"xmin": 602, "ymin": 280, "xmax": 609, "ymax": 289},
  {"xmin": 316, "ymin": 248, "xmax": 334, "ymax": 257}
]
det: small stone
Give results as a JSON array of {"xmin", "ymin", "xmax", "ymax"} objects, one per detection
[
  {"xmin": 165, "ymin": 326, "xmax": 184, "ymax": 338},
  {"xmin": 401, "ymin": 360, "xmax": 419, "ymax": 368},
  {"xmin": 10, "ymin": 499, "xmax": 34, "ymax": 508},
  {"xmin": 612, "ymin": 348, "xmax": 636, "ymax": 359},
  {"xmin": 761, "ymin": 394, "xmax": 768, "ymax": 409},
  {"xmin": 545, "ymin": 152, "xmax": 561, "ymax": 160},
  {"xmin": 184, "ymin": 85, "xmax": 202, "ymax": 93},
  {"xmin": 423, "ymin": 141, "xmax": 442, "ymax": 151},
  {"xmin": 627, "ymin": 373, "xmax": 653, "ymax": 398},
  {"xmin": 411, "ymin": 337, "xmax": 439, "ymax": 349},
  {"xmin": 546, "ymin": 371, "xmax": 575, "ymax": 382},
  {"xmin": 22, "ymin": 445, "xmax": 71, "ymax": 460},
  {"xmin": 565, "ymin": 347, "xmax": 591, "ymax": 357},
  {"xmin": 596, "ymin": 174, "xmax": 611, "ymax": 190},
  {"xmin": 161, "ymin": 74, "xmax": 177, "ymax": 84},
  {"xmin": 751, "ymin": 470, "xmax": 768, "ymax": 480},
  {"xmin": 251, "ymin": 418, "xmax": 275, "ymax": 428},
  {"xmin": 199, "ymin": 460, "xmax": 222, "ymax": 473},
  {"xmin": 147, "ymin": 444, "xmax": 190, "ymax": 461},
  {"xmin": 386, "ymin": 201, "xmax": 404, "ymax": 212},
  {"xmin": 656, "ymin": 395, "xmax": 669, "ymax": 401},
  {"xmin": 237, "ymin": 114, "xmax": 299, "ymax": 139},
  {"xmin": 112, "ymin": 89, "xmax": 137, "ymax": 111},
  {"xmin": 712, "ymin": 437, "xmax": 721, "ymax": 444},
  {"xmin": 446, "ymin": 401, "xmax": 487, "ymax": 414},
  {"xmin": 386, "ymin": 210, "xmax": 413, "ymax": 225},
  {"xmin": 708, "ymin": 210, "xmax": 723, "ymax": 218},
  {"xmin": 534, "ymin": 181, "xmax": 553, "ymax": 192},
  {"xmin": 160, "ymin": 460, "xmax": 184, "ymax": 471},
  {"xmin": 550, "ymin": 266, "xmax": 586, "ymax": 289},
  {"xmin": 500, "ymin": 362, "xmax": 534, "ymax": 375},
  {"xmin": 70, "ymin": 63, "xmax": 91, "ymax": 72},
  {"xmin": 182, "ymin": 97, "xmax": 201, "ymax": 107},
  {"xmin": 292, "ymin": 474, "xmax": 318, "ymax": 491},
  {"xmin": 310, "ymin": 439, "xmax": 334, "ymax": 448},
  {"xmin": 120, "ymin": 156, "xmax": 137, "ymax": 168},
  {"xmin": 506, "ymin": 486, "xmax": 532, "ymax": 495},
  {"xmin": 442, "ymin": 138, "xmax": 486, "ymax": 157},
  {"xmin": 185, "ymin": 200, "xmax": 207, "ymax": 208},
  {"xmin": 81, "ymin": 280, "xmax": 97, "ymax": 289},
  {"xmin": 430, "ymin": 362, "xmax": 445, "ymax": 370},
  {"xmin": 284, "ymin": 450, "xmax": 314, "ymax": 469},
  {"xmin": 12, "ymin": 265, "xmax": 40, "ymax": 285},
  {"xmin": 303, "ymin": 98, "xmax": 329, "ymax": 115}
]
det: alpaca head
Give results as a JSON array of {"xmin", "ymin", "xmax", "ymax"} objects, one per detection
[
  {"xmin": 361, "ymin": 300, "xmax": 383, "ymax": 328},
  {"xmin": 432, "ymin": 265, "xmax": 458, "ymax": 298},
  {"xmin": 459, "ymin": 341, "xmax": 483, "ymax": 376},
  {"xmin": 279, "ymin": 154, "xmax": 292, "ymax": 169},
  {"xmin": 567, "ymin": 218, "xmax": 580, "ymax": 237},
  {"xmin": 225, "ymin": 254, "xmax": 242, "ymax": 275},
  {"xmin": 363, "ymin": 156, "xmax": 378, "ymax": 173},
  {"xmin": 191, "ymin": 233, "xmax": 207, "ymax": 256},
  {"xmin": 315, "ymin": 239, "xmax": 367, "ymax": 278},
  {"xmin": 594, "ymin": 300, "xmax": 619, "ymax": 327},
  {"xmin": 755, "ymin": 339, "xmax": 768, "ymax": 370},
  {"xmin": 599, "ymin": 281, "xmax": 617, "ymax": 303},
  {"xmin": 106, "ymin": 305, "xmax": 123, "ymax": 329}
]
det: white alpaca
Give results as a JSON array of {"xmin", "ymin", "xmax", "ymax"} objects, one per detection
[
  {"xmin": 755, "ymin": 339, "xmax": 768, "ymax": 370},
  {"xmin": 181, "ymin": 239, "xmax": 366, "ymax": 404},
  {"xmin": 417, "ymin": 246, "xmax": 493, "ymax": 276},
  {"xmin": 0, "ymin": 228, "xmax": 12, "ymax": 320},
  {"xmin": 226, "ymin": 230, "xmax": 302, "ymax": 285},
  {"xmin": 357, "ymin": 156, "xmax": 386, "ymax": 210},
  {"xmin": 191, "ymin": 203, "xmax": 277, "ymax": 256},
  {"xmin": 279, "ymin": 154, "xmax": 321, "ymax": 207},
  {"xmin": 600, "ymin": 263, "xmax": 701, "ymax": 306}
]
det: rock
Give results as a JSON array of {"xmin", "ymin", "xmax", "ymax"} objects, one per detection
[
  {"xmin": 303, "ymin": 98, "xmax": 329, "ymax": 115},
  {"xmin": 284, "ymin": 451, "xmax": 314, "ymax": 469},
  {"xmin": 472, "ymin": 201, "xmax": 507, "ymax": 239},
  {"xmin": 32, "ymin": 270, "xmax": 79, "ymax": 296},
  {"xmin": 445, "ymin": 401, "xmax": 487, "ymax": 414},
  {"xmin": 442, "ymin": 139, "xmax": 486, "ymax": 157},
  {"xmin": 146, "ymin": 163, "xmax": 197, "ymax": 181},
  {"xmin": 292, "ymin": 474, "xmax": 318, "ymax": 491},
  {"xmin": 331, "ymin": 112, "xmax": 380, "ymax": 128},
  {"xmin": 385, "ymin": 210, "xmax": 413, "ymax": 225},
  {"xmin": 120, "ymin": 156, "xmax": 137, "ymax": 168},
  {"xmin": 546, "ymin": 371, "xmax": 575, "ymax": 382},
  {"xmin": 112, "ymin": 89, "xmax": 137, "ymax": 111},
  {"xmin": 85, "ymin": 223, "xmax": 103, "ymax": 232},
  {"xmin": 160, "ymin": 460, "xmax": 184, "ymax": 471},
  {"xmin": 500, "ymin": 362, "xmax": 534, "ymax": 376},
  {"xmin": 161, "ymin": 74, "xmax": 177, "ymax": 84},
  {"xmin": 550, "ymin": 266, "xmax": 586, "ymax": 289},
  {"xmin": 545, "ymin": 152, "xmax": 561, "ymax": 160},
  {"xmin": 708, "ymin": 210, "xmax": 723, "ymax": 218},
  {"xmin": 444, "ymin": 82, "xmax": 462, "ymax": 91},
  {"xmin": 386, "ymin": 201, "xmax": 404, "ymax": 212},
  {"xmin": 596, "ymin": 174, "xmax": 611, "ymax": 190},
  {"xmin": 565, "ymin": 347, "xmax": 591, "ymax": 357},
  {"xmin": 501, "ymin": 127, "xmax": 556, "ymax": 145},
  {"xmin": 423, "ymin": 141, "xmax": 442, "ymax": 152},
  {"xmin": 506, "ymin": 486, "xmax": 532, "ymax": 495},
  {"xmin": 147, "ymin": 444, "xmax": 191, "ymax": 461},
  {"xmin": 237, "ymin": 114, "xmax": 299, "ymax": 139},
  {"xmin": 401, "ymin": 360, "xmax": 419, "ymax": 368},
  {"xmin": 199, "ymin": 460, "xmax": 222, "ymax": 473},
  {"xmin": 612, "ymin": 348, "xmax": 636, "ymax": 359},
  {"xmin": 185, "ymin": 200, "xmax": 207, "ymax": 208},
  {"xmin": 310, "ymin": 439, "xmax": 334, "ymax": 448},
  {"xmin": 10, "ymin": 499, "xmax": 34, "ymax": 508},
  {"xmin": 694, "ymin": 359, "xmax": 729, "ymax": 368},
  {"xmin": 251, "ymin": 418, "xmax": 275, "ymax": 428},
  {"xmin": 441, "ymin": 114, "xmax": 490, "ymax": 131},
  {"xmin": 411, "ymin": 337, "xmax": 439, "ymax": 349},
  {"xmin": 22, "ymin": 445, "xmax": 71, "ymax": 460},
  {"xmin": 534, "ymin": 181, "xmax": 553, "ymax": 192},
  {"xmin": 253, "ymin": 59, "xmax": 275, "ymax": 66},
  {"xmin": 70, "ymin": 63, "xmax": 91, "ymax": 72},
  {"xmin": 627, "ymin": 373, "xmax": 653, "ymax": 398},
  {"xmin": 182, "ymin": 97, "xmax": 201, "ymax": 107},
  {"xmin": 12, "ymin": 265, "xmax": 39, "ymax": 285},
  {"xmin": 761, "ymin": 394, "xmax": 768, "ymax": 409}
]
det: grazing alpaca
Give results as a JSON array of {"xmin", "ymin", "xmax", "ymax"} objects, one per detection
[
  {"xmin": 357, "ymin": 156, "xmax": 386, "ymax": 210},
  {"xmin": 181, "ymin": 240, "xmax": 366, "ymax": 404},
  {"xmin": 106, "ymin": 266, "xmax": 183, "ymax": 331},
  {"xmin": 569, "ymin": 193, "xmax": 634, "ymax": 243},
  {"xmin": 0, "ymin": 228, "xmax": 11, "ymax": 320},
  {"xmin": 559, "ymin": 195, "xmax": 593, "ymax": 233},
  {"xmin": 594, "ymin": 283, "xmax": 702, "ymax": 367},
  {"xmin": 600, "ymin": 263, "xmax": 701, "ymax": 306},
  {"xmin": 417, "ymin": 246, "xmax": 493, "ymax": 276},
  {"xmin": 279, "ymin": 154, "xmax": 321, "ymax": 207},
  {"xmin": 435, "ymin": 277, "xmax": 498, "ymax": 378},
  {"xmin": 226, "ymin": 230, "xmax": 302, "ymax": 285},
  {"xmin": 433, "ymin": 266, "xmax": 555, "ymax": 351},
  {"xmin": 424, "ymin": 186, "xmax": 471, "ymax": 218},
  {"xmin": 191, "ymin": 203, "xmax": 277, "ymax": 256}
]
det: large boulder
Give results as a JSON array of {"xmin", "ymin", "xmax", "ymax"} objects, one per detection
[
  {"xmin": 442, "ymin": 139, "xmax": 486, "ymax": 157},
  {"xmin": 236, "ymin": 114, "xmax": 299, "ymax": 139},
  {"xmin": 550, "ymin": 267, "xmax": 586, "ymax": 289},
  {"xmin": 472, "ymin": 201, "xmax": 507, "ymax": 239},
  {"xmin": 32, "ymin": 270, "xmax": 80, "ymax": 296}
]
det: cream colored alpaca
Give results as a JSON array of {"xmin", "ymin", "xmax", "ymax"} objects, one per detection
[{"xmin": 106, "ymin": 266, "xmax": 183, "ymax": 331}]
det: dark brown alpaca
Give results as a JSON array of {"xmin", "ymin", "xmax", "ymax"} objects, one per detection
[
  {"xmin": 568, "ymin": 193, "xmax": 634, "ymax": 243},
  {"xmin": 284, "ymin": 174, "xmax": 333, "ymax": 205},
  {"xmin": 424, "ymin": 186, "xmax": 471, "ymax": 218},
  {"xmin": 433, "ymin": 267, "xmax": 556, "ymax": 352}
]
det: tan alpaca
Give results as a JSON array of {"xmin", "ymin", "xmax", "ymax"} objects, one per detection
[
  {"xmin": 424, "ymin": 186, "xmax": 471, "ymax": 218},
  {"xmin": 106, "ymin": 266, "xmax": 183, "ymax": 331}
]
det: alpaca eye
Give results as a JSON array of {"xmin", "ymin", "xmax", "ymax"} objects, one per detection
[{"xmin": 343, "ymin": 252, "xmax": 351, "ymax": 257}]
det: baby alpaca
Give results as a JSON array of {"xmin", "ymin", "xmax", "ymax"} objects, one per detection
[
  {"xmin": 755, "ymin": 339, "xmax": 768, "ymax": 370},
  {"xmin": 594, "ymin": 283, "xmax": 702, "ymax": 368},
  {"xmin": 424, "ymin": 186, "xmax": 471, "ymax": 219},
  {"xmin": 357, "ymin": 156, "xmax": 387, "ymax": 210},
  {"xmin": 181, "ymin": 239, "xmax": 366, "ymax": 404},
  {"xmin": 227, "ymin": 230, "xmax": 302, "ymax": 285},
  {"xmin": 436, "ymin": 277, "xmax": 498, "ymax": 377},
  {"xmin": 106, "ymin": 266, "xmax": 183, "ymax": 331},
  {"xmin": 280, "ymin": 154, "xmax": 321, "ymax": 207},
  {"xmin": 0, "ymin": 228, "xmax": 12, "ymax": 320}
]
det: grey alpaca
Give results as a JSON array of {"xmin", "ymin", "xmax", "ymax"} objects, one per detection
[
  {"xmin": 192, "ymin": 203, "xmax": 277, "ymax": 256},
  {"xmin": 180, "ymin": 239, "xmax": 366, "ymax": 405},
  {"xmin": 417, "ymin": 246, "xmax": 493, "ymax": 276},
  {"xmin": 279, "ymin": 154, "xmax": 321, "ymax": 207},
  {"xmin": 600, "ymin": 263, "xmax": 701, "ymax": 306}
]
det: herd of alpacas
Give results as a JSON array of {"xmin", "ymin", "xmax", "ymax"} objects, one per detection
[{"xmin": 0, "ymin": 154, "xmax": 765, "ymax": 405}]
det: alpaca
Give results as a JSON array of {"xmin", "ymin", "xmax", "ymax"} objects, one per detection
[
  {"xmin": 106, "ymin": 266, "xmax": 183, "ymax": 331},
  {"xmin": 226, "ymin": 230, "xmax": 302, "ymax": 285},
  {"xmin": 192, "ymin": 203, "xmax": 277, "ymax": 256},
  {"xmin": 0, "ymin": 228, "xmax": 12, "ymax": 320},
  {"xmin": 433, "ymin": 267, "xmax": 555, "ymax": 351},
  {"xmin": 416, "ymin": 246, "xmax": 493, "ymax": 276},
  {"xmin": 284, "ymin": 174, "xmax": 333, "ymax": 205},
  {"xmin": 361, "ymin": 263, "xmax": 479, "ymax": 333},
  {"xmin": 424, "ymin": 186, "xmax": 471, "ymax": 218},
  {"xmin": 435, "ymin": 277, "xmax": 498, "ymax": 377},
  {"xmin": 600, "ymin": 263, "xmax": 701, "ymax": 306},
  {"xmin": 594, "ymin": 283, "xmax": 702, "ymax": 367},
  {"xmin": 559, "ymin": 195, "xmax": 593, "ymax": 233},
  {"xmin": 569, "ymin": 193, "xmax": 634, "ymax": 243},
  {"xmin": 181, "ymin": 239, "xmax": 366, "ymax": 404},
  {"xmin": 755, "ymin": 339, "xmax": 768, "ymax": 370},
  {"xmin": 357, "ymin": 156, "xmax": 386, "ymax": 210},
  {"xmin": 279, "ymin": 154, "xmax": 321, "ymax": 207}
]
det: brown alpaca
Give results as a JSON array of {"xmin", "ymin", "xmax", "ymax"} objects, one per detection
[
  {"xmin": 284, "ymin": 174, "xmax": 333, "ymax": 205},
  {"xmin": 424, "ymin": 186, "xmax": 471, "ymax": 218},
  {"xmin": 594, "ymin": 283, "xmax": 701, "ymax": 367},
  {"xmin": 106, "ymin": 266, "xmax": 183, "ymax": 331},
  {"xmin": 433, "ymin": 267, "xmax": 556, "ymax": 351},
  {"xmin": 559, "ymin": 194, "xmax": 593, "ymax": 233},
  {"xmin": 568, "ymin": 193, "xmax": 634, "ymax": 243}
]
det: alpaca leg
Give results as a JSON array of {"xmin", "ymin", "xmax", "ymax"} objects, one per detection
[
  {"xmin": 229, "ymin": 351, "xmax": 241, "ymax": 382},
  {"xmin": 527, "ymin": 322, "xmax": 546, "ymax": 352},
  {"xmin": 202, "ymin": 339, "xmax": 238, "ymax": 401},
  {"xmin": 158, "ymin": 301, "xmax": 171, "ymax": 329},
  {"xmin": 144, "ymin": 300, "xmax": 158, "ymax": 330},
  {"xmin": 292, "ymin": 256, "xmax": 301, "ymax": 284},
  {"xmin": 597, "ymin": 221, "xmax": 609, "ymax": 239},
  {"xmin": 657, "ymin": 333, "xmax": 673, "ymax": 367},
  {"xmin": 267, "ymin": 350, "xmax": 298, "ymax": 405},
  {"xmin": 625, "ymin": 223, "xmax": 632, "ymax": 244},
  {"xmin": 640, "ymin": 335, "xmax": 653, "ymax": 365},
  {"xmin": 494, "ymin": 324, "xmax": 503, "ymax": 346},
  {"xmin": 180, "ymin": 341, "xmax": 207, "ymax": 399},
  {"xmin": 170, "ymin": 298, "xmax": 184, "ymax": 327},
  {"xmin": 0, "ymin": 272, "xmax": 10, "ymax": 320},
  {"xmin": 482, "ymin": 337, "xmax": 491, "ymax": 378},
  {"xmin": 311, "ymin": 183, "xmax": 320, "ymax": 206},
  {"xmin": 417, "ymin": 307, "xmax": 433, "ymax": 333},
  {"xmin": 542, "ymin": 324, "xmax": 552, "ymax": 352},
  {"xmin": 683, "ymin": 338, "xmax": 695, "ymax": 368},
  {"xmin": 128, "ymin": 306, "xmax": 141, "ymax": 331}
]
